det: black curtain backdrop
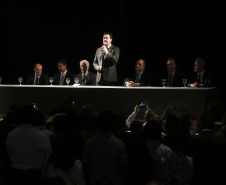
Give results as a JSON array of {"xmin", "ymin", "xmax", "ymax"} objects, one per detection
[{"xmin": 1, "ymin": 1, "xmax": 226, "ymax": 109}]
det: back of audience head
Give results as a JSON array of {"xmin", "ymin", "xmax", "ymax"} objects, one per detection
[
  {"xmin": 144, "ymin": 119, "xmax": 163, "ymax": 140},
  {"xmin": 199, "ymin": 113, "xmax": 215, "ymax": 130},
  {"xmin": 34, "ymin": 109, "xmax": 45, "ymax": 126},
  {"xmin": 19, "ymin": 104, "xmax": 37, "ymax": 125},
  {"xmin": 7, "ymin": 102, "xmax": 22, "ymax": 125},
  {"xmin": 130, "ymin": 121, "xmax": 143, "ymax": 134},
  {"xmin": 178, "ymin": 112, "xmax": 192, "ymax": 130},
  {"xmin": 53, "ymin": 115, "xmax": 66, "ymax": 133},
  {"xmin": 98, "ymin": 110, "xmax": 116, "ymax": 132},
  {"xmin": 113, "ymin": 112, "xmax": 126, "ymax": 129},
  {"xmin": 168, "ymin": 126, "xmax": 191, "ymax": 152},
  {"xmin": 164, "ymin": 113, "xmax": 180, "ymax": 135},
  {"xmin": 78, "ymin": 104, "xmax": 94, "ymax": 119},
  {"xmin": 59, "ymin": 96, "xmax": 76, "ymax": 114},
  {"xmin": 53, "ymin": 114, "xmax": 78, "ymax": 134}
]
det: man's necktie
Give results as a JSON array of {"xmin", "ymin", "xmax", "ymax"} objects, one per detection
[
  {"xmin": 135, "ymin": 73, "xmax": 140, "ymax": 83},
  {"xmin": 82, "ymin": 75, "xmax": 86, "ymax": 85},
  {"xmin": 34, "ymin": 76, "xmax": 39, "ymax": 85},
  {"xmin": 198, "ymin": 73, "xmax": 201, "ymax": 83},
  {"xmin": 59, "ymin": 73, "xmax": 64, "ymax": 85},
  {"xmin": 169, "ymin": 73, "xmax": 173, "ymax": 87}
]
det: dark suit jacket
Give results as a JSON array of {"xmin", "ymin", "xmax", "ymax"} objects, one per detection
[
  {"xmin": 74, "ymin": 72, "xmax": 96, "ymax": 85},
  {"xmin": 189, "ymin": 70, "xmax": 212, "ymax": 87},
  {"xmin": 52, "ymin": 71, "xmax": 75, "ymax": 85},
  {"xmin": 93, "ymin": 44, "xmax": 120, "ymax": 83},
  {"xmin": 26, "ymin": 73, "xmax": 49, "ymax": 85},
  {"xmin": 130, "ymin": 70, "xmax": 152, "ymax": 86}
]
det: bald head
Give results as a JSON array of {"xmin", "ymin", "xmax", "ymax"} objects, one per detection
[{"xmin": 34, "ymin": 63, "xmax": 43, "ymax": 76}]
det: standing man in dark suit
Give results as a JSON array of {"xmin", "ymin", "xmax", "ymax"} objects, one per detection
[
  {"xmin": 93, "ymin": 32, "xmax": 120, "ymax": 86},
  {"xmin": 163, "ymin": 58, "xmax": 186, "ymax": 87},
  {"xmin": 53, "ymin": 58, "xmax": 75, "ymax": 85},
  {"xmin": 189, "ymin": 57, "xmax": 212, "ymax": 87},
  {"xmin": 126, "ymin": 59, "xmax": 152, "ymax": 87},
  {"xmin": 26, "ymin": 63, "xmax": 49, "ymax": 85},
  {"xmin": 75, "ymin": 60, "xmax": 96, "ymax": 85}
]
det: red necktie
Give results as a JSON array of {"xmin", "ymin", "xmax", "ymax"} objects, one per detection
[{"xmin": 169, "ymin": 73, "xmax": 173, "ymax": 87}]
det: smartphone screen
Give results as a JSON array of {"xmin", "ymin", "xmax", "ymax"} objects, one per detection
[{"xmin": 138, "ymin": 101, "xmax": 146, "ymax": 111}]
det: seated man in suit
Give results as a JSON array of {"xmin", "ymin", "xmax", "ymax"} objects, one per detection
[
  {"xmin": 53, "ymin": 58, "xmax": 75, "ymax": 85},
  {"xmin": 75, "ymin": 60, "xmax": 96, "ymax": 85},
  {"xmin": 189, "ymin": 57, "xmax": 212, "ymax": 88},
  {"xmin": 26, "ymin": 63, "xmax": 49, "ymax": 85},
  {"xmin": 162, "ymin": 58, "xmax": 186, "ymax": 87},
  {"xmin": 126, "ymin": 59, "xmax": 152, "ymax": 87}
]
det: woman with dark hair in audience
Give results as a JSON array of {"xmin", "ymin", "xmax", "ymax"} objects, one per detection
[
  {"xmin": 158, "ymin": 127, "xmax": 193, "ymax": 185},
  {"xmin": 82, "ymin": 111, "xmax": 127, "ymax": 185},
  {"xmin": 42, "ymin": 114, "xmax": 86, "ymax": 185},
  {"xmin": 125, "ymin": 120, "xmax": 154, "ymax": 185}
]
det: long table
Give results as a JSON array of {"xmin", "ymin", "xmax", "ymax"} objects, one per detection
[{"xmin": 0, "ymin": 85, "xmax": 220, "ymax": 119}]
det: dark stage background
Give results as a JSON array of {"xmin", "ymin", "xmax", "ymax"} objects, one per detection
[{"xmin": 1, "ymin": 1, "xmax": 226, "ymax": 109}]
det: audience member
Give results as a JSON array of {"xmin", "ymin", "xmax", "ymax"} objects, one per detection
[
  {"xmin": 126, "ymin": 59, "xmax": 152, "ymax": 87},
  {"xmin": 0, "ymin": 103, "xmax": 22, "ymax": 181},
  {"xmin": 158, "ymin": 127, "xmax": 193, "ymax": 185},
  {"xmin": 26, "ymin": 63, "xmax": 49, "ymax": 85},
  {"xmin": 125, "ymin": 121, "xmax": 154, "ymax": 185},
  {"xmin": 143, "ymin": 120, "xmax": 172, "ymax": 160},
  {"xmin": 126, "ymin": 101, "xmax": 158, "ymax": 128},
  {"xmin": 6, "ymin": 104, "xmax": 52, "ymax": 185},
  {"xmin": 45, "ymin": 96, "xmax": 77, "ymax": 133},
  {"xmin": 190, "ymin": 113, "xmax": 226, "ymax": 185},
  {"xmin": 161, "ymin": 58, "xmax": 186, "ymax": 87},
  {"xmin": 35, "ymin": 109, "xmax": 53, "ymax": 136},
  {"xmin": 77, "ymin": 104, "xmax": 99, "ymax": 142},
  {"xmin": 53, "ymin": 58, "xmax": 75, "ymax": 85},
  {"xmin": 189, "ymin": 57, "xmax": 212, "ymax": 87},
  {"xmin": 82, "ymin": 110, "xmax": 127, "ymax": 185},
  {"xmin": 2, "ymin": 93, "xmax": 224, "ymax": 185},
  {"xmin": 42, "ymin": 114, "xmax": 85, "ymax": 185},
  {"xmin": 111, "ymin": 112, "xmax": 128, "ymax": 143},
  {"xmin": 160, "ymin": 105, "xmax": 199, "ymax": 136},
  {"xmin": 75, "ymin": 60, "xmax": 96, "ymax": 85}
]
